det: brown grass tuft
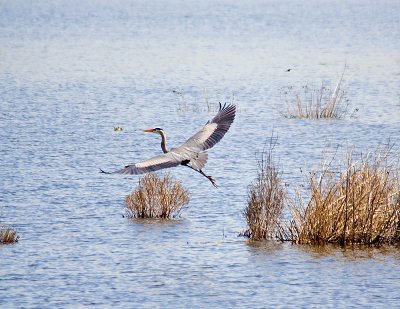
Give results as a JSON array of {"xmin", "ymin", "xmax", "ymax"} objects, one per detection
[
  {"xmin": 289, "ymin": 150, "xmax": 400, "ymax": 246},
  {"xmin": 243, "ymin": 137, "xmax": 286, "ymax": 240},
  {"xmin": 125, "ymin": 173, "xmax": 190, "ymax": 219},
  {"xmin": 0, "ymin": 226, "xmax": 19, "ymax": 244}
]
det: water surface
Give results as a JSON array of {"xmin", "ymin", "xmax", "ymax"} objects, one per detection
[{"xmin": 1, "ymin": 0, "xmax": 400, "ymax": 307}]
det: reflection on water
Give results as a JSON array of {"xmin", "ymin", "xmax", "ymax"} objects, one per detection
[
  {"xmin": 246, "ymin": 239, "xmax": 286, "ymax": 254},
  {"xmin": 298, "ymin": 243, "xmax": 400, "ymax": 261},
  {"xmin": 247, "ymin": 239, "xmax": 400, "ymax": 261},
  {"xmin": 1, "ymin": 0, "xmax": 400, "ymax": 307}
]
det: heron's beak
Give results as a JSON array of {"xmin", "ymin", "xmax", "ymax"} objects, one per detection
[{"xmin": 143, "ymin": 128, "xmax": 154, "ymax": 133}]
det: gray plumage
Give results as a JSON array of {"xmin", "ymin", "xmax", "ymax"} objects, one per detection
[{"xmin": 101, "ymin": 103, "xmax": 236, "ymax": 186}]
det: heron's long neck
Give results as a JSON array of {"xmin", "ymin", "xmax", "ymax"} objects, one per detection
[{"xmin": 160, "ymin": 131, "xmax": 169, "ymax": 153}]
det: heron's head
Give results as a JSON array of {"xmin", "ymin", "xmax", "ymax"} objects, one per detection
[{"xmin": 143, "ymin": 127, "xmax": 164, "ymax": 135}]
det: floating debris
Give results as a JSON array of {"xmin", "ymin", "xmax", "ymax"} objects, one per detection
[{"xmin": 113, "ymin": 126, "xmax": 123, "ymax": 132}]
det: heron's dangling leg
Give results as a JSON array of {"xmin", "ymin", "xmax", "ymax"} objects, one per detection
[
  {"xmin": 184, "ymin": 165, "xmax": 218, "ymax": 188},
  {"xmin": 198, "ymin": 169, "xmax": 218, "ymax": 188}
]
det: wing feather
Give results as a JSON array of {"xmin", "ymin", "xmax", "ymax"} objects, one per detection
[
  {"xmin": 102, "ymin": 152, "xmax": 183, "ymax": 175},
  {"xmin": 181, "ymin": 103, "xmax": 236, "ymax": 151}
]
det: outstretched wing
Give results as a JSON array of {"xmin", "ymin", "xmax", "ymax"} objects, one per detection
[
  {"xmin": 101, "ymin": 151, "xmax": 185, "ymax": 175},
  {"xmin": 101, "ymin": 103, "xmax": 236, "ymax": 175},
  {"xmin": 180, "ymin": 103, "xmax": 236, "ymax": 152}
]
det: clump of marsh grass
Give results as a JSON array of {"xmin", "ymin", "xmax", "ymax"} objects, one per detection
[
  {"xmin": 288, "ymin": 148, "xmax": 400, "ymax": 246},
  {"xmin": 125, "ymin": 173, "xmax": 190, "ymax": 219},
  {"xmin": 0, "ymin": 225, "xmax": 19, "ymax": 244},
  {"xmin": 242, "ymin": 140, "xmax": 400, "ymax": 247},
  {"xmin": 242, "ymin": 136, "xmax": 286, "ymax": 240},
  {"xmin": 281, "ymin": 69, "xmax": 350, "ymax": 119}
]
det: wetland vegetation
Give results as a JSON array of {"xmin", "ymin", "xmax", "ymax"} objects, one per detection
[
  {"xmin": 0, "ymin": 225, "xmax": 19, "ymax": 244},
  {"xmin": 125, "ymin": 173, "xmax": 190, "ymax": 219},
  {"xmin": 243, "ymin": 141, "xmax": 400, "ymax": 247}
]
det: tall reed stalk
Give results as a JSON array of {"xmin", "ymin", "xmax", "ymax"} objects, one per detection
[{"xmin": 243, "ymin": 136, "xmax": 286, "ymax": 240}]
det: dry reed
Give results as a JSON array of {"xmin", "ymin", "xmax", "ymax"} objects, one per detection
[
  {"xmin": 282, "ymin": 70, "xmax": 349, "ymax": 119},
  {"xmin": 0, "ymin": 226, "xmax": 19, "ymax": 244},
  {"xmin": 125, "ymin": 173, "xmax": 190, "ymax": 219},
  {"xmin": 242, "ymin": 141, "xmax": 400, "ymax": 247},
  {"xmin": 243, "ymin": 137, "xmax": 286, "ymax": 240},
  {"xmin": 288, "ymin": 150, "xmax": 400, "ymax": 246}
]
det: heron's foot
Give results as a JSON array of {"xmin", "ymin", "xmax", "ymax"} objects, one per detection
[
  {"xmin": 195, "ymin": 168, "xmax": 218, "ymax": 188},
  {"xmin": 207, "ymin": 175, "xmax": 218, "ymax": 188}
]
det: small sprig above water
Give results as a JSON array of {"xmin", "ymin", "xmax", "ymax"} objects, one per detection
[
  {"xmin": 125, "ymin": 173, "xmax": 190, "ymax": 219},
  {"xmin": 0, "ymin": 225, "xmax": 19, "ymax": 244},
  {"xmin": 172, "ymin": 88, "xmax": 234, "ymax": 114}
]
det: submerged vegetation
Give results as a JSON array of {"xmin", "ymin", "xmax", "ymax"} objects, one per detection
[
  {"xmin": 0, "ymin": 225, "xmax": 19, "ymax": 244},
  {"xmin": 125, "ymin": 173, "xmax": 190, "ymax": 219},
  {"xmin": 243, "ymin": 142, "xmax": 400, "ymax": 247},
  {"xmin": 173, "ymin": 88, "xmax": 235, "ymax": 113}
]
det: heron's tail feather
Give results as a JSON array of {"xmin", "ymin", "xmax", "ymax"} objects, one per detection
[{"xmin": 191, "ymin": 152, "xmax": 208, "ymax": 170}]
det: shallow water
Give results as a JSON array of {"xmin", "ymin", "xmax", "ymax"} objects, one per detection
[{"xmin": 1, "ymin": 0, "xmax": 400, "ymax": 307}]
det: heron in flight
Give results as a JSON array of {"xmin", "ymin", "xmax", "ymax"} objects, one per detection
[{"xmin": 101, "ymin": 103, "xmax": 236, "ymax": 187}]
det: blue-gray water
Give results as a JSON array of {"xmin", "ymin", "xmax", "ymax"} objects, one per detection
[{"xmin": 1, "ymin": 0, "xmax": 400, "ymax": 307}]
